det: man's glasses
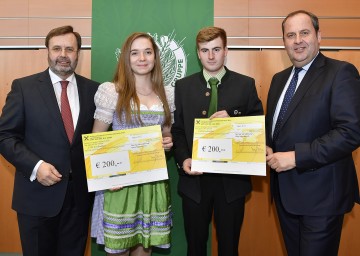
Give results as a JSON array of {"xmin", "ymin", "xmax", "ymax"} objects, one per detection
[{"xmin": 50, "ymin": 47, "xmax": 78, "ymax": 54}]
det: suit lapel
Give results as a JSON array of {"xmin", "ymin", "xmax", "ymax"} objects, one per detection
[
  {"xmin": 280, "ymin": 53, "xmax": 326, "ymax": 127},
  {"xmin": 73, "ymin": 74, "xmax": 87, "ymax": 142},
  {"xmin": 267, "ymin": 68, "xmax": 292, "ymax": 131},
  {"xmin": 37, "ymin": 70, "xmax": 69, "ymax": 142},
  {"xmin": 272, "ymin": 53, "xmax": 325, "ymax": 136}
]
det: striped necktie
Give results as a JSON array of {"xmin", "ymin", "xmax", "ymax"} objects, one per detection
[{"xmin": 60, "ymin": 80, "xmax": 74, "ymax": 142}]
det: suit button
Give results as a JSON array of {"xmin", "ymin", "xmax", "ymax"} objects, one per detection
[
  {"xmin": 234, "ymin": 110, "xmax": 238, "ymax": 115},
  {"xmin": 205, "ymin": 92, "xmax": 210, "ymax": 97},
  {"xmin": 202, "ymin": 110, "xmax": 207, "ymax": 116}
]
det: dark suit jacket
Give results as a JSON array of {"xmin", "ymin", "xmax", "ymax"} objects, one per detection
[
  {"xmin": 0, "ymin": 69, "xmax": 99, "ymax": 217},
  {"xmin": 266, "ymin": 53, "xmax": 360, "ymax": 216},
  {"xmin": 172, "ymin": 67, "xmax": 263, "ymax": 203}
]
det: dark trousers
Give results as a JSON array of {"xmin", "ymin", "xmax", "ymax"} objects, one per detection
[
  {"xmin": 182, "ymin": 175, "xmax": 245, "ymax": 256},
  {"xmin": 274, "ymin": 178, "xmax": 344, "ymax": 256},
  {"xmin": 17, "ymin": 180, "xmax": 90, "ymax": 256}
]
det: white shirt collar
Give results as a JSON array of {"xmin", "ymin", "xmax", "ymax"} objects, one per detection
[{"xmin": 48, "ymin": 69, "xmax": 76, "ymax": 85}]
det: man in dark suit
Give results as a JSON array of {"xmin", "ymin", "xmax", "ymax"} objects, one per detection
[
  {"xmin": 0, "ymin": 26, "xmax": 99, "ymax": 256},
  {"xmin": 171, "ymin": 26, "xmax": 263, "ymax": 256},
  {"xmin": 266, "ymin": 10, "xmax": 360, "ymax": 256}
]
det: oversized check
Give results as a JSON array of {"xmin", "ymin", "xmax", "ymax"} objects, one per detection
[
  {"xmin": 82, "ymin": 125, "xmax": 168, "ymax": 192},
  {"xmin": 191, "ymin": 115, "xmax": 266, "ymax": 176}
]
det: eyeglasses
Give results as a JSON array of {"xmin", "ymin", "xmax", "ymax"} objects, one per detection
[{"xmin": 50, "ymin": 46, "xmax": 78, "ymax": 54}]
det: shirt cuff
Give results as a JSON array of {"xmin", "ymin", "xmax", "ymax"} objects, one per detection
[{"xmin": 30, "ymin": 160, "xmax": 44, "ymax": 181}]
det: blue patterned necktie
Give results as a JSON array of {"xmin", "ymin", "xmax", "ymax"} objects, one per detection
[
  {"xmin": 208, "ymin": 77, "xmax": 219, "ymax": 117},
  {"xmin": 273, "ymin": 67, "xmax": 302, "ymax": 141}
]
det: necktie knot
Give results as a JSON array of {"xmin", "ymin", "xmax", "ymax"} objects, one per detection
[
  {"xmin": 294, "ymin": 67, "xmax": 302, "ymax": 76},
  {"xmin": 208, "ymin": 77, "xmax": 219, "ymax": 87},
  {"xmin": 60, "ymin": 80, "xmax": 69, "ymax": 89}
]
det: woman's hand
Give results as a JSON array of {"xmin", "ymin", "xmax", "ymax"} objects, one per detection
[
  {"xmin": 162, "ymin": 136, "xmax": 173, "ymax": 151},
  {"xmin": 162, "ymin": 125, "xmax": 173, "ymax": 151},
  {"xmin": 109, "ymin": 186, "xmax": 124, "ymax": 191}
]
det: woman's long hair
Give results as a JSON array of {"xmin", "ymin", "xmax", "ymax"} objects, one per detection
[{"xmin": 113, "ymin": 32, "xmax": 171, "ymax": 127}]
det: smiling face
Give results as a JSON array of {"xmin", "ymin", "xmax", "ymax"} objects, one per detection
[
  {"xmin": 47, "ymin": 33, "xmax": 79, "ymax": 79},
  {"xmin": 129, "ymin": 37, "xmax": 155, "ymax": 77},
  {"xmin": 283, "ymin": 13, "xmax": 321, "ymax": 67},
  {"xmin": 197, "ymin": 36, "xmax": 228, "ymax": 76}
]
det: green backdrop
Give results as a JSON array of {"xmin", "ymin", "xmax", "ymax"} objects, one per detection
[{"xmin": 91, "ymin": 0, "xmax": 213, "ymax": 255}]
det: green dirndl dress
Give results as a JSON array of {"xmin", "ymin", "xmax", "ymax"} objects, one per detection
[{"xmin": 103, "ymin": 109, "xmax": 172, "ymax": 251}]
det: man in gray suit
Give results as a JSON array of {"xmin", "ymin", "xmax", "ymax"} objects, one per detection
[
  {"xmin": 266, "ymin": 10, "xmax": 360, "ymax": 256},
  {"xmin": 0, "ymin": 26, "xmax": 99, "ymax": 256}
]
